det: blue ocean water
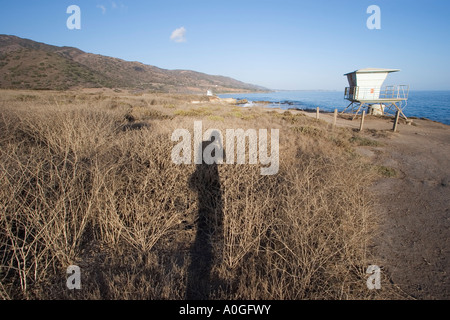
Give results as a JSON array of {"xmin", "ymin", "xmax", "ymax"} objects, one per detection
[{"xmin": 219, "ymin": 91, "xmax": 450, "ymax": 125}]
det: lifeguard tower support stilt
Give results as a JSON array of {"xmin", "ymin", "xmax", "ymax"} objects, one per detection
[{"xmin": 342, "ymin": 68, "xmax": 409, "ymax": 120}]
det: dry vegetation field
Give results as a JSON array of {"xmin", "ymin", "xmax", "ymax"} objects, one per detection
[{"xmin": 0, "ymin": 89, "xmax": 403, "ymax": 299}]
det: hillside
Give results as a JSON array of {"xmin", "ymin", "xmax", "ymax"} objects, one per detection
[{"xmin": 0, "ymin": 35, "xmax": 267, "ymax": 93}]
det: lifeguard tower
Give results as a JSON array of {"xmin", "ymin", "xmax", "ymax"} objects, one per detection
[{"xmin": 342, "ymin": 68, "xmax": 409, "ymax": 120}]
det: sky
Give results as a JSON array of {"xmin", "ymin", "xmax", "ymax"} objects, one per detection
[{"xmin": 1, "ymin": 0, "xmax": 450, "ymax": 90}]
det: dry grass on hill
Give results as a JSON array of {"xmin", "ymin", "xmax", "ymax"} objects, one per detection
[{"xmin": 0, "ymin": 90, "xmax": 404, "ymax": 299}]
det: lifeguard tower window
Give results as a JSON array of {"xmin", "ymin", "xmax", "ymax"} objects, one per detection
[{"xmin": 342, "ymin": 68, "xmax": 409, "ymax": 120}]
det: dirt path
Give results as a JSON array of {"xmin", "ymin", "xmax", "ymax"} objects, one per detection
[
  {"xmin": 297, "ymin": 110, "xmax": 450, "ymax": 299},
  {"xmin": 367, "ymin": 119, "xmax": 450, "ymax": 299}
]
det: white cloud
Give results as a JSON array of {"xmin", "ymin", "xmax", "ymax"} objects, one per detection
[
  {"xmin": 97, "ymin": 5, "xmax": 106, "ymax": 14},
  {"xmin": 170, "ymin": 27, "xmax": 187, "ymax": 43},
  {"xmin": 111, "ymin": 2, "xmax": 127, "ymax": 10}
]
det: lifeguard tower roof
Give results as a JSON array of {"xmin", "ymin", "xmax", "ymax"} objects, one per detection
[{"xmin": 344, "ymin": 68, "xmax": 400, "ymax": 76}]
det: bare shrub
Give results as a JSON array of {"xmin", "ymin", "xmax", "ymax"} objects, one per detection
[{"xmin": 0, "ymin": 90, "xmax": 397, "ymax": 300}]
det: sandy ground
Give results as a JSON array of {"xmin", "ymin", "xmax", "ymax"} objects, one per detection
[{"xmin": 296, "ymin": 110, "xmax": 450, "ymax": 299}]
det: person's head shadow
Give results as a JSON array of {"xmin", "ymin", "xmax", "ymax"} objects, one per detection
[{"xmin": 186, "ymin": 130, "xmax": 225, "ymax": 300}]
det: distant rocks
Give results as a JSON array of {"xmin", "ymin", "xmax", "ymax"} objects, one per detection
[
  {"xmin": 189, "ymin": 97, "xmax": 283, "ymax": 106},
  {"xmin": 190, "ymin": 96, "xmax": 237, "ymax": 105},
  {"xmin": 220, "ymin": 98, "xmax": 237, "ymax": 104},
  {"xmin": 208, "ymin": 95, "xmax": 220, "ymax": 102}
]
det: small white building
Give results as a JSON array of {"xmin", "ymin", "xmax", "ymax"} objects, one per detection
[
  {"xmin": 345, "ymin": 68, "xmax": 400, "ymax": 101},
  {"xmin": 343, "ymin": 68, "xmax": 409, "ymax": 119}
]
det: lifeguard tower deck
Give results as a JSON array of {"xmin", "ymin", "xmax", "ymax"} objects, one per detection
[{"xmin": 342, "ymin": 68, "xmax": 409, "ymax": 120}]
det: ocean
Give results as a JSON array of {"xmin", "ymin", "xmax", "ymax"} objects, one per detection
[{"xmin": 218, "ymin": 90, "xmax": 450, "ymax": 126}]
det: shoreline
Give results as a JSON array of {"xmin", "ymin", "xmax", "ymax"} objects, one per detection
[
  {"xmin": 0, "ymin": 88, "xmax": 448, "ymax": 127},
  {"xmin": 216, "ymin": 95, "xmax": 450, "ymax": 127}
]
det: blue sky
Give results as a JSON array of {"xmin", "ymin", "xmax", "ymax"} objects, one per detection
[{"xmin": 1, "ymin": 0, "xmax": 450, "ymax": 90}]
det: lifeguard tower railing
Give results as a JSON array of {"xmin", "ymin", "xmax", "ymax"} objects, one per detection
[
  {"xmin": 343, "ymin": 85, "xmax": 410, "ymax": 119},
  {"xmin": 344, "ymin": 85, "xmax": 409, "ymax": 102}
]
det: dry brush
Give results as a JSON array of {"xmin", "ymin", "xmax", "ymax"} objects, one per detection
[{"xmin": 0, "ymin": 90, "xmax": 396, "ymax": 299}]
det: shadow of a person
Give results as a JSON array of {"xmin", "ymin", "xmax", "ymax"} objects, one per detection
[{"xmin": 186, "ymin": 131, "xmax": 225, "ymax": 300}]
